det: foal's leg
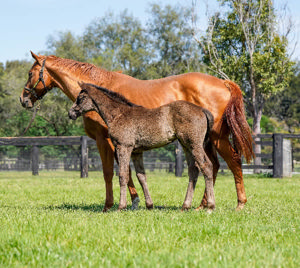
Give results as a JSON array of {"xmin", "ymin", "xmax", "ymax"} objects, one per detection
[
  {"xmin": 197, "ymin": 141, "xmax": 219, "ymax": 210},
  {"xmin": 193, "ymin": 148, "xmax": 215, "ymax": 211},
  {"xmin": 96, "ymin": 136, "xmax": 139, "ymax": 211},
  {"xmin": 132, "ymin": 153, "xmax": 153, "ymax": 209},
  {"xmin": 181, "ymin": 150, "xmax": 199, "ymax": 211},
  {"xmin": 115, "ymin": 146, "xmax": 133, "ymax": 210}
]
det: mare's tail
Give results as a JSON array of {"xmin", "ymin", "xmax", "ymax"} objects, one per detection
[{"xmin": 223, "ymin": 80, "xmax": 255, "ymax": 163}]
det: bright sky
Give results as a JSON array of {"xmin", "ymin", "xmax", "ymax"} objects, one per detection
[{"xmin": 0, "ymin": 0, "xmax": 299, "ymax": 64}]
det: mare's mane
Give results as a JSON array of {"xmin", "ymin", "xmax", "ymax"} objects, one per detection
[
  {"xmin": 46, "ymin": 55, "xmax": 112, "ymax": 81},
  {"xmin": 85, "ymin": 83, "xmax": 140, "ymax": 107}
]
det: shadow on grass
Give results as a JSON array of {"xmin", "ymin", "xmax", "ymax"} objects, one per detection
[{"xmin": 45, "ymin": 203, "xmax": 182, "ymax": 213}]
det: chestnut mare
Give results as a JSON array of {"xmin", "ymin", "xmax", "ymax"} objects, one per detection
[{"xmin": 20, "ymin": 52, "xmax": 254, "ymax": 211}]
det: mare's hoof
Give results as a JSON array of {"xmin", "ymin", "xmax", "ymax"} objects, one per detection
[
  {"xmin": 131, "ymin": 197, "xmax": 140, "ymax": 210},
  {"xmin": 103, "ymin": 202, "xmax": 114, "ymax": 212}
]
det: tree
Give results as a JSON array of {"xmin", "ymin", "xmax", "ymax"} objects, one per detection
[
  {"xmin": 264, "ymin": 62, "xmax": 300, "ymax": 133},
  {"xmin": 0, "ymin": 60, "xmax": 33, "ymax": 136},
  {"xmin": 83, "ymin": 10, "xmax": 154, "ymax": 78},
  {"xmin": 46, "ymin": 31, "xmax": 87, "ymax": 62},
  {"xmin": 193, "ymin": 0, "xmax": 294, "ymax": 168},
  {"xmin": 147, "ymin": 4, "xmax": 203, "ymax": 78}
]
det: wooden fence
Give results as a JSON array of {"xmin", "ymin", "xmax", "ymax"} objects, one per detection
[{"xmin": 0, "ymin": 133, "xmax": 299, "ymax": 178}]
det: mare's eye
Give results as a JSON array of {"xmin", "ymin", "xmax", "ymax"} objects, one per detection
[{"xmin": 29, "ymin": 72, "xmax": 33, "ymax": 78}]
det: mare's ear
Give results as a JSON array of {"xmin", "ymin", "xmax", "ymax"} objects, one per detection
[{"xmin": 30, "ymin": 51, "xmax": 43, "ymax": 66}]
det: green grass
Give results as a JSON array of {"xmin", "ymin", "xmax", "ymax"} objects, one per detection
[{"xmin": 0, "ymin": 171, "xmax": 299, "ymax": 267}]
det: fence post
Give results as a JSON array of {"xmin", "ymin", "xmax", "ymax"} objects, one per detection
[
  {"xmin": 32, "ymin": 145, "xmax": 39, "ymax": 176},
  {"xmin": 80, "ymin": 136, "xmax": 88, "ymax": 178},
  {"xmin": 273, "ymin": 133, "xmax": 283, "ymax": 178},
  {"xmin": 175, "ymin": 141, "xmax": 183, "ymax": 177}
]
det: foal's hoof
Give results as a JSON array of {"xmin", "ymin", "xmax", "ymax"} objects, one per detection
[
  {"xmin": 118, "ymin": 204, "xmax": 128, "ymax": 211},
  {"xmin": 131, "ymin": 197, "xmax": 140, "ymax": 210},
  {"xmin": 236, "ymin": 202, "xmax": 245, "ymax": 211},
  {"xmin": 207, "ymin": 208, "xmax": 214, "ymax": 214},
  {"xmin": 195, "ymin": 205, "xmax": 205, "ymax": 211},
  {"xmin": 146, "ymin": 203, "xmax": 154, "ymax": 210},
  {"xmin": 181, "ymin": 206, "xmax": 191, "ymax": 212}
]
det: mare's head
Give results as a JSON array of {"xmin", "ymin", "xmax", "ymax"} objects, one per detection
[
  {"xmin": 68, "ymin": 84, "xmax": 97, "ymax": 120},
  {"xmin": 20, "ymin": 51, "xmax": 55, "ymax": 108}
]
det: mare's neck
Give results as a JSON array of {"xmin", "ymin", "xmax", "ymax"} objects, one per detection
[{"xmin": 45, "ymin": 57, "xmax": 113, "ymax": 102}]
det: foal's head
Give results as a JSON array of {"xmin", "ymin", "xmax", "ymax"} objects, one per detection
[{"xmin": 68, "ymin": 89, "xmax": 96, "ymax": 120}]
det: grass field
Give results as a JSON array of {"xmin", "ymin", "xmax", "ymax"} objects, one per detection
[{"xmin": 0, "ymin": 171, "xmax": 299, "ymax": 267}]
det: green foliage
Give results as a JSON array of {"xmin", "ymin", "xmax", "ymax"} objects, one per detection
[
  {"xmin": 264, "ymin": 62, "xmax": 300, "ymax": 132},
  {"xmin": 200, "ymin": 0, "xmax": 294, "ymax": 133},
  {"xmin": 0, "ymin": 60, "xmax": 33, "ymax": 136},
  {"xmin": 147, "ymin": 4, "xmax": 203, "ymax": 78},
  {"xmin": 83, "ymin": 10, "xmax": 154, "ymax": 78},
  {"xmin": 0, "ymin": 172, "xmax": 299, "ymax": 267},
  {"xmin": 46, "ymin": 31, "xmax": 87, "ymax": 61}
]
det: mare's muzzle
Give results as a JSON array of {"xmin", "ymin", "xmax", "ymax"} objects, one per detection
[{"xmin": 20, "ymin": 94, "xmax": 34, "ymax": 108}]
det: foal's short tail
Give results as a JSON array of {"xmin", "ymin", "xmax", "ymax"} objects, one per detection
[
  {"xmin": 203, "ymin": 108, "xmax": 214, "ymax": 145},
  {"xmin": 223, "ymin": 80, "xmax": 255, "ymax": 163}
]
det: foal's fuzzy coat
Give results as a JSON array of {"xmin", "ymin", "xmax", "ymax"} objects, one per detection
[{"xmin": 69, "ymin": 83, "xmax": 216, "ymax": 211}]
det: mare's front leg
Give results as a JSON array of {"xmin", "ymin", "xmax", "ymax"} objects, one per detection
[
  {"xmin": 132, "ymin": 153, "xmax": 153, "ymax": 209},
  {"xmin": 116, "ymin": 145, "xmax": 133, "ymax": 210}
]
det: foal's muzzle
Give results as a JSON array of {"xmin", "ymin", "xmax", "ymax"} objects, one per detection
[{"xmin": 68, "ymin": 109, "xmax": 79, "ymax": 120}]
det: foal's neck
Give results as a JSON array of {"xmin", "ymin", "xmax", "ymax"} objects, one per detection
[
  {"xmin": 45, "ymin": 56, "xmax": 113, "ymax": 102},
  {"xmin": 89, "ymin": 87, "xmax": 133, "ymax": 126}
]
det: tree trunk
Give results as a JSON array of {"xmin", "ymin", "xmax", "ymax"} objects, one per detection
[
  {"xmin": 249, "ymin": 64, "xmax": 262, "ymax": 173},
  {"xmin": 253, "ymin": 109, "xmax": 262, "ymax": 173}
]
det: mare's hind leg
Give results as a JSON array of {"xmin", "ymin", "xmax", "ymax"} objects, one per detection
[
  {"xmin": 132, "ymin": 153, "xmax": 153, "ymax": 209},
  {"xmin": 181, "ymin": 150, "xmax": 199, "ymax": 211},
  {"xmin": 215, "ymin": 136, "xmax": 246, "ymax": 210},
  {"xmin": 197, "ymin": 141, "xmax": 219, "ymax": 210}
]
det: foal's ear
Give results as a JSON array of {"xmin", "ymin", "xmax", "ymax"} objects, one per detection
[
  {"xmin": 30, "ymin": 51, "xmax": 43, "ymax": 66},
  {"xmin": 78, "ymin": 81, "xmax": 87, "ymax": 89},
  {"xmin": 79, "ymin": 89, "xmax": 88, "ymax": 95}
]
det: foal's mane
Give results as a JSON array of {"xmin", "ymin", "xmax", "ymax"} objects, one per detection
[
  {"xmin": 85, "ymin": 83, "xmax": 140, "ymax": 107},
  {"xmin": 46, "ymin": 55, "xmax": 112, "ymax": 81}
]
